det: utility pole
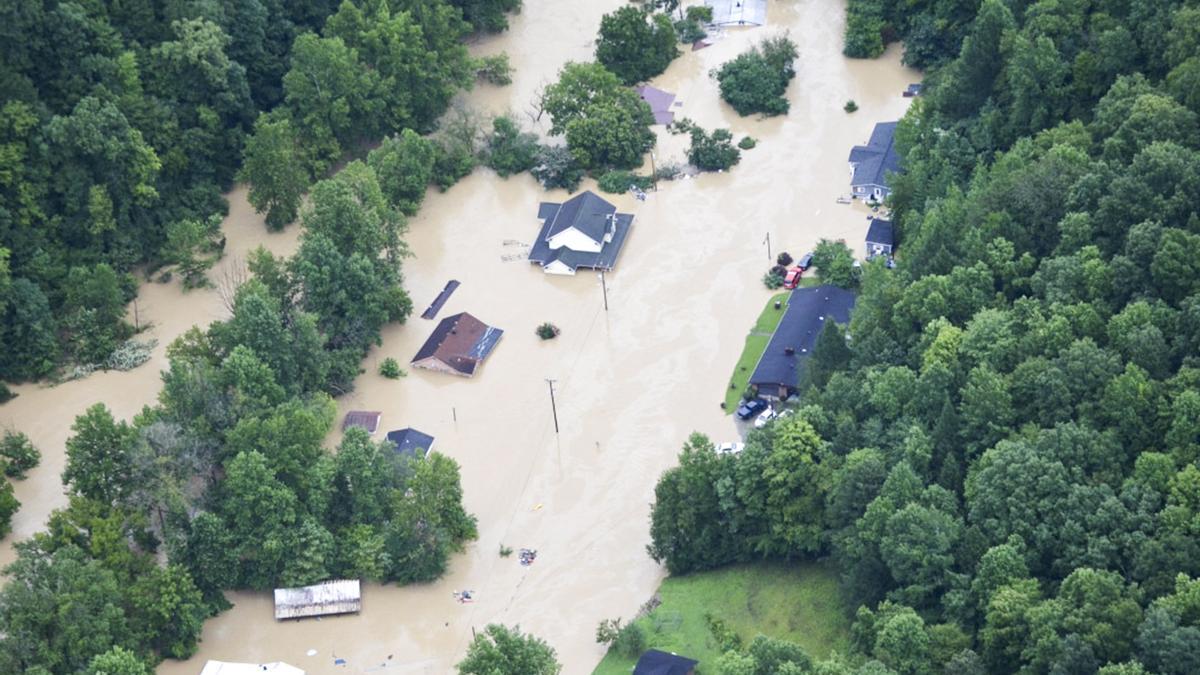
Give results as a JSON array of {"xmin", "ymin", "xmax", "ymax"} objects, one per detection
[
  {"xmin": 764, "ymin": 232, "xmax": 772, "ymax": 261},
  {"xmin": 599, "ymin": 270, "xmax": 609, "ymax": 311},
  {"xmin": 545, "ymin": 378, "xmax": 559, "ymax": 434}
]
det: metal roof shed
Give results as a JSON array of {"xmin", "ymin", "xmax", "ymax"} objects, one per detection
[{"xmin": 273, "ymin": 579, "xmax": 362, "ymax": 620}]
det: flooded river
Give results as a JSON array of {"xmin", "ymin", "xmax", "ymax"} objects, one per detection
[{"xmin": 1, "ymin": 0, "xmax": 915, "ymax": 672}]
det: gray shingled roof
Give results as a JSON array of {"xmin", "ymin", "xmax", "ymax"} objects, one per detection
[
  {"xmin": 866, "ymin": 217, "xmax": 894, "ymax": 246},
  {"xmin": 543, "ymin": 191, "xmax": 617, "ymax": 244},
  {"xmin": 749, "ymin": 286, "xmax": 856, "ymax": 392},
  {"xmin": 634, "ymin": 649, "xmax": 699, "ymax": 675},
  {"xmin": 385, "ymin": 427, "xmax": 434, "ymax": 459},
  {"xmin": 848, "ymin": 122, "xmax": 901, "ymax": 190}
]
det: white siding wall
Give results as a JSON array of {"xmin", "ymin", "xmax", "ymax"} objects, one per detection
[{"xmin": 547, "ymin": 227, "xmax": 602, "ymax": 253}]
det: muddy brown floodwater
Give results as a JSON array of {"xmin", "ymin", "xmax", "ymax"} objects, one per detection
[{"xmin": 1, "ymin": 0, "xmax": 915, "ymax": 673}]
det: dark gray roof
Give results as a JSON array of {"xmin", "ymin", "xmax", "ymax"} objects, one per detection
[
  {"xmin": 749, "ymin": 286, "xmax": 856, "ymax": 391},
  {"xmin": 529, "ymin": 209, "xmax": 633, "ymax": 273},
  {"xmin": 633, "ymin": 650, "xmax": 698, "ymax": 675},
  {"xmin": 866, "ymin": 217, "xmax": 894, "ymax": 246},
  {"xmin": 385, "ymin": 427, "xmax": 434, "ymax": 459},
  {"xmin": 541, "ymin": 191, "xmax": 617, "ymax": 244},
  {"xmin": 848, "ymin": 121, "xmax": 901, "ymax": 189}
]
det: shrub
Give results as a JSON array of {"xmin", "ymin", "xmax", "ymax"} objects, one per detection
[
  {"xmin": 777, "ymin": 252, "xmax": 794, "ymax": 266},
  {"xmin": 536, "ymin": 323, "xmax": 561, "ymax": 340},
  {"xmin": 812, "ymin": 239, "xmax": 859, "ymax": 288},
  {"xmin": 499, "ymin": 544, "xmax": 513, "ymax": 557},
  {"xmin": 531, "ymin": 145, "xmax": 585, "ymax": 192},
  {"xmin": 0, "ymin": 383, "xmax": 13, "ymax": 404},
  {"xmin": 474, "ymin": 53, "xmax": 513, "ymax": 85},
  {"xmin": 598, "ymin": 170, "xmax": 652, "ymax": 194},
  {"xmin": 844, "ymin": 99, "xmax": 859, "ymax": 112},
  {"xmin": 0, "ymin": 480, "xmax": 18, "ymax": 539},
  {"xmin": 379, "ymin": 358, "xmax": 405, "ymax": 379},
  {"xmin": 715, "ymin": 36, "xmax": 798, "ymax": 116},
  {"xmin": 0, "ymin": 431, "xmax": 40, "ymax": 479},
  {"xmin": 485, "ymin": 116, "xmax": 539, "ymax": 177},
  {"xmin": 688, "ymin": 126, "xmax": 741, "ymax": 172},
  {"xmin": 686, "ymin": 5, "xmax": 714, "ymax": 23},
  {"xmin": 739, "ymin": 136, "xmax": 758, "ymax": 149},
  {"xmin": 104, "ymin": 338, "xmax": 157, "ymax": 371},
  {"xmin": 596, "ymin": 618, "xmax": 647, "ymax": 658},
  {"xmin": 654, "ymin": 162, "xmax": 683, "ymax": 181},
  {"xmin": 764, "ymin": 270, "xmax": 785, "ymax": 289}
]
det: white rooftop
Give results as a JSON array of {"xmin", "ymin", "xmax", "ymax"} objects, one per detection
[
  {"xmin": 200, "ymin": 661, "xmax": 305, "ymax": 675},
  {"xmin": 705, "ymin": 0, "xmax": 768, "ymax": 26}
]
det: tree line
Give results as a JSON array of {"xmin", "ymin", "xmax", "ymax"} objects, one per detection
[
  {"xmin": 649, "ymin": 0, "xmax": 1200, "ymax": 673},
  {"xmin": 0, "ymin": 0, "xmax": 520, "ymax": 388}
]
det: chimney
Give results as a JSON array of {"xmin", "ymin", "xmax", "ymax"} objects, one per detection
[{"xmin": 784, "ymin": 347, "xmax": 795, "ymax": 355}]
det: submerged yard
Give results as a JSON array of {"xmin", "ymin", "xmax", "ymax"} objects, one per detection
[{"xmin": 593, "ymin": 562, "xmax": 852, "ymax": 674}]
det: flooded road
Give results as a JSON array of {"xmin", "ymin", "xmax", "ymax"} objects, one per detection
[{"xmin": 2, "ymin": 0, "xmax": 915, "ymax": 672}]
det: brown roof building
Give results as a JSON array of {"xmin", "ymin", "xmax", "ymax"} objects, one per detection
[{"xmin": 411, "ymin": 312, "xmax": 504, "ymax": 377}]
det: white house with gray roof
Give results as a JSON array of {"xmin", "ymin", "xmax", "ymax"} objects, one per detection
[
  {"xmin": 529, "ymin": 191, "xmax": 633, "ymax": 275},
  {"xmin": 848, "ymin": 121, "xmax": 902, "ymax": 201}
]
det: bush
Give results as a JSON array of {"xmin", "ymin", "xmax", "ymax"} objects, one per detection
[
  {"xmin": 485, "ymin": 116, "xmax": 539, "ymax": 177},
  {"xmin": 0, "ymin": 383, "xmax": 13, "ymax": 404},
  {"xmin": 379, "ymin": 358, "xmax": 405, "ymax": 379},
  {"xmin": 811, "ymin": 239, "xmax": 858, "ymax": 288},
  {"xmin": 674, "ymin": 18, "xmax": 707, "ymax": 44},
  {"xmin": 597, "ymin": 618, "xmax": 647, "ymax": 659},
  {"xmin": 531, "ymin": 145, "xmax": 585, "ymax": 192},
  {"xmin": 715, "ymin": 36, "xmax": 798, "ymax": 116},
  {"xmin": 598, "ymin": 170, "xmax": 652, "ymax": 194},
  {"xmin": 474, "ymin": 53, "xmax": 513, "ymax": 85},
  {"xmin": 686, "ymin": 5, "xmax": 714, "ymax": 23},
  {"xmin": 688, "ymin": 127, "xmax": 741, "ymax": 172},
  {"xmin": 104, "ymin": 338, "xmax": 157, "ymax": 371},
  {"xmin": 738, "ymin": 136, "xmax": 757, "ymax": 150},
  {"xmin": 764, "ymin": 270, "xmax": 785, "ymax": 289},
  {"xmin": 844, "ymin": 99, "xmax": 859, "ymax": 112},
  {"xmin": 0, "ymin": 480, "xmax": 18, "ymax": 539},
  {"xmin": 536, "ymin": 323, "xmax": 561, "ymax": 340},
  {"xmin": 654, "ymin": 162, "xmax": 683, "ymax": 181},
  {"xmin": 499, "ymin": 544, "xmax": 513, "ymax": 557},
  {"xmin": 777, "ymin": 252, "xmax": 794, "ymax": 266},
  {"xmin": 0, "ymin": 431, "xmax": 40, "ymax": 479}
]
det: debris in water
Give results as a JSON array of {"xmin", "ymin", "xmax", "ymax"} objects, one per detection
[
  {"xmin": 519, "ymin": 548, "xmax": 538, "ymax": 566},
  {"xmin": 334, "ymin": 657, "xmax": 347, "ymax": 666},
  {"xmin": 306, "ymin": 649, "xmax": 317, "ymax": 657}
]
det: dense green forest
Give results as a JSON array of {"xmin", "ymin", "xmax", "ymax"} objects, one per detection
[
  {"xmin": 0, "ymin": 1, "xmax": 520, "ymax": 671},
  {"xmin": 0, "ymin": 0, "xmax": 516, "ymax": 386},
  {"xmin": 650, "ymin": 0, "xmax": 1200, "ymax": 673}
]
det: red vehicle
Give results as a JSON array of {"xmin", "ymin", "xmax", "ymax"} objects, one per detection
[{"xmin": 782, "ymin": 266, "xmax": 804, "ymax": 289}]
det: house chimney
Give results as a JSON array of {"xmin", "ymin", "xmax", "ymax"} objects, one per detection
[{"xmin": 784, "ymin": 347, "xmax": 795, "ymax": 355}]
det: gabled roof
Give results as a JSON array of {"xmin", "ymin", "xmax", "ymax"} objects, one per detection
[
  {"xmin": 848, "ymin": 121, "xmax": 901, "ymax": 189},
  {"xmin": 411, "ymin": 312, "xmax": 503, "ymax": 376},
  {"xmin": 750, "ymin": 286, "xmax": 857, "ymax": 391},
  {"xmin": 705, "ymin": 0, "xmax": 767, "ymax": 26},
  {"xmin": 542, "ymin": 191, "xmax": 617, "ymax": 244},
  {"xmin": 386, "ymin": 427, "xmax": 434, "ymax": 459},
  {"xmin": 529, "ymin": 212, "xmax": 633, "ymax": 273},
  {"xmin": 634, "ymin": 649, "xmax": 699, "ymax": 675},
  {"xmin": 342, "ymin": 410, "xmax": 381, "ymax": 434},
  {"xmin": 635, "ymin": 85, "xmax": 677, "ymax": 125},
  {"xmin": 866, "ymin": 217, "xmax": 894, "ymax": 246}
]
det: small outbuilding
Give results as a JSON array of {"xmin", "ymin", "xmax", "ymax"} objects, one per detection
[
  {"xmin": 386, "ymin": 427, "xmax": 435, "ymax": 459},
  {"xmin": 529, "ymin": 191, "xmax": 633, "ymax": 275},
  {"xmin": 848, "ymin": 121, "xmax": 902, "ymax": 202},
  {"xmin": 633, "ymin": 649, "xmax": 699, "ymax": 675},
  {"xmin": 201, "ymin": 662, "xmax": 305, "ymax": 675},
  {"xmin": 411, "ymin": 312, "xmax": 504, "ymax": 377},
  {"xmin": 749, "ymin": 286, "xmax": 857, "ymax": 400},
  {"xmin": 273, "ymin": 579, "xmax": 362, "ymax": 620},
  {"xmin": 342, "ymin": 410, "xmax": 382, "ymax": 434},
  {"xmin": 635, "ymin": 85, "xmax": 677, "ymax": 125},
  {"xmin": 866, "ymin": 217, "xmax": 894, "ymax": 259}
]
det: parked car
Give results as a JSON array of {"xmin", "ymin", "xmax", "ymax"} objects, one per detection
[
  {"xmin": 782, "ymin": 267, "xmax": 804, "ymax": 289},
  {"xmin": 797, "ymin": 252, "xmax": 814, "ymax": 270},
  {"xmin": 716, "ymin": 442, "xmax": 745, "ymax": 455},
  {"xmin": 754, "ymin": 407, "xmax": 777, "ymax": 428},
  {"xmin": 735, "ymin": 398, "xmax": 768, "ymax": 420}
]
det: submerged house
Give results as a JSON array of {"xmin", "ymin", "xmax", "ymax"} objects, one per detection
[
  {"xmin": 273, "ymin": 579, "xmax": 361, "ymax": 620},
  {"xmin": 705, "ymin": 0, "xmax": 767, "ymax": 26},
  {"xmin": 529, "ymin": 191, "xmax": 633, "ymax": 275},
  {"xmin": 342, "ymin": 410, "xmax": 381, "ymax": 434},
  {"xmin": 635, "ymin": 85, "xmax": 677, "ymax": 125},
  {"xmin": 749, "ymin": 286, "xmax": 856, "ymax": 400},
  {"xmin": 633, "ymin": 649, "xmax": 699, "ymax": 675},
  {"xmin": 866, "ymin": 217, "xmax": 894, "ymax": 259},
  {"xmin": 386, "ymin": 427, "xmax": 435, "ymax": 459},
  {"xmin": 411, "ymin": 312, "xmax": 503, "ymax": 377},
  {"xmin": 201, "ymin": 662, "xmax": 305, "ymax": 675},
  {"xmin": 848, "ymin": 121, "xmax": 901, "ymax": 201}
]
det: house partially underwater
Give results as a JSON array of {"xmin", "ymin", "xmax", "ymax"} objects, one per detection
[
  {"xmin": 848, "ymin": 121, "xmax": 902, "ymax": 201},
  {"xmin": 529, "ymin": 191, "xmax": 633, "ymax": 275},
  {"xmin": 411, "ymin": 312, "xmax": 503, "ymax": 377}
]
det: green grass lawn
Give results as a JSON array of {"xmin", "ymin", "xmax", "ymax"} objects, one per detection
[
  {"xmin": 593, "ymin": 562, "xmax": 851, "ymax": 674},
  {"xmin": 725, "ymin": 292, "xmax": 790, "ymax": 411}
]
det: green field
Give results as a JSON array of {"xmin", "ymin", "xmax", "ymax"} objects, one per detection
[
  {"xmin": 592, "ymin": 562, "xmax": 851, "ymax": 674},
  {"xmin": 725, "ymin": 292, "xmax": 791, "ymax": 411}
]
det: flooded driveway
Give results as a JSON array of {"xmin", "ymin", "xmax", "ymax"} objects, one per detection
[{"xmin": 1, "ymin": 0, "xmax": 915, "ymax": 673}]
